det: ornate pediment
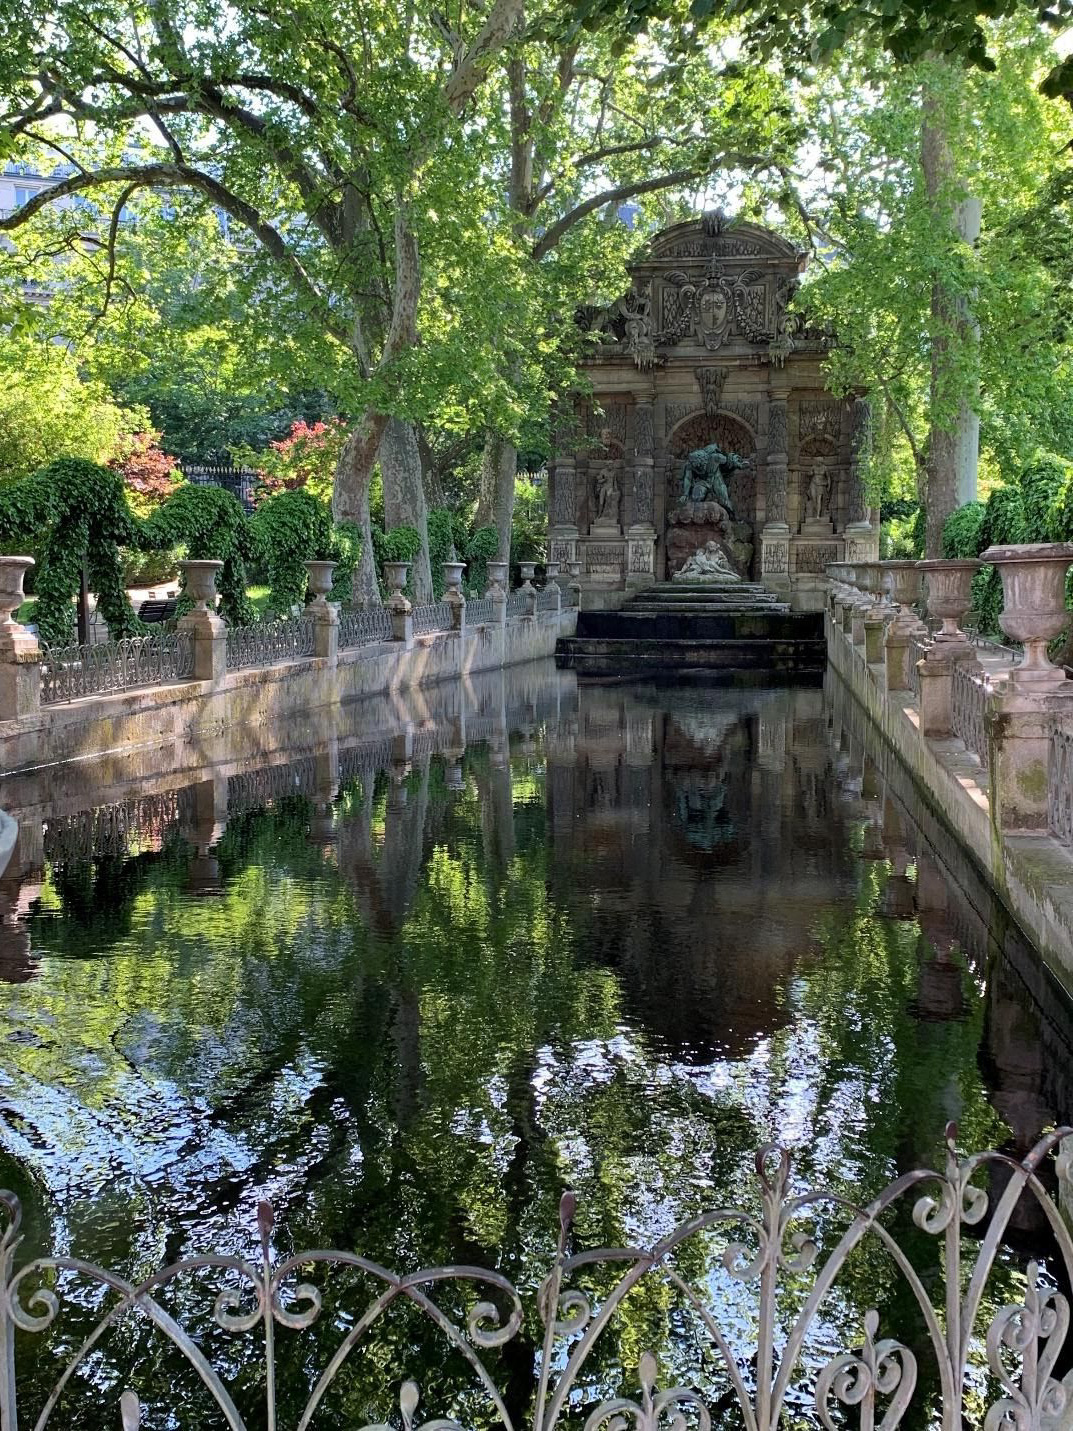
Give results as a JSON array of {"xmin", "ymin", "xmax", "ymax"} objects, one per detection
[
  {"xmin": 647, "ymin": 212, "xmax": 803, "ymax": 265},
  {"xmin": 578, "ymin": 213, "xmax": 809, "ymax": 366}
]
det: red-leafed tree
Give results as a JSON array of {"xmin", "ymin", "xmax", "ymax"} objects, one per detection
[{"xmin": 108, "ymin": 431, "xmax": 181, "ymax": 515}]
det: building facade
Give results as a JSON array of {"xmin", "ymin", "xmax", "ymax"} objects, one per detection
[{"xmin": 547, "ymin": 213, "xmax": 880, "ymax": 609}]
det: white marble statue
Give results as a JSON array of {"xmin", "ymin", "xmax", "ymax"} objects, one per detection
[{"xmin": 672, "ymin": 540, "xmax": 741, "ymax": 584}]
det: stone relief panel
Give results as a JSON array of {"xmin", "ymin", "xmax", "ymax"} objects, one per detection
[
  {"xmin": 551, "ymin": 472, "xmax": 577, "ymax": 528},
  {"xmin": 767, "ymin": 401, "xmax": 788, "ymax": 454},
  {"xmin": 633, "ymin": 403, "xmax": 654, "ymax": 455},
  {"xmin": 585, "ymin": 543, "xmax": 625, "ymax": 576},
  {"xmin": 793, "ymin": 541, "xmax": 841, "ymax": 574},
  {"xmin": 798, "ymin": 400, "xmax": 841, "ymax": 448}
]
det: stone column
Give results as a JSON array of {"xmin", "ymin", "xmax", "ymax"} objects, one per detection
[
  {"xmin": 443, "ymin": 559, "xmax": 466, "ymax": 631},
  {"xmin": 626, "ymin": 399, "xmax": 656, "ymax": 588},
  {"xmin": 0, "ymin": 558, "xmax": 40, "ymax": 720},
  {"xmin": 384, "ymin": 561, "xmax": 413, "ymax": 648},
  {"xmin": 548, "ymin": 408, "xmax": 579, "ymax": 574},
  {"xmin": 844, "ymin": 397, "xmax": 879, "ymax": 561},
  {"xmin": 760, "ymin": 395, "xmax": 790, "ymax": 592},
  {"xmin": 177, "ymin": 559, "xmax": 226, "ymax": 683}
]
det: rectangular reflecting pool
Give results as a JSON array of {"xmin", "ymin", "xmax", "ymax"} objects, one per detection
[{"xmin": 0, "ymin": 663, "xmax": 1071, "ymax": 1428}]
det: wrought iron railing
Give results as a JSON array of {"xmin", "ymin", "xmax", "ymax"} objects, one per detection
[
  {"xmin": 536, "ymin": 586, "xmax": 561, "ymax": 611},
  {"xmin": 506, "ymin": 590, "xmax": 530, "ymax": 617},
  {"xmin": 226, "ymin": 756, "xmax": 322, "ymax": 814},
  {"xmin": 1050, "ymin": 724, "xmax": 1073, "ymax": 846},
  {"xmin": 465, "ymin": 597, "xmax": 496, "ymax": 626},
  {"xmin": 40, "ymin": 631, "xmax": 195, "ymax": 705},
  {"xmin": 1, "ymin": 1127, "xmax": 1071, "ymax": 1430},
  {"xmin": 908, "ymin": 636, "xmax": 928, "ymax": 701},
  {"xmin": 43, "ymin": 789, "xmax": 195, "ymax": 861},
  {"xmin": 339, "ymin": 605, "xmax": 392, "ymax": 648},
  {"xmin": 951, "ymin": 662, "xmax": 991, "ymax": 763},
  {"xmin": 411, "ymin": 601, "xmax": 454, "ymax": 636},
  {"xmin": 225, "ymin": 616, "xmax": 316, "ymax": 670}
]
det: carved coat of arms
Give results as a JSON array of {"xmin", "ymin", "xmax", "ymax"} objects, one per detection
[{"xmin": 657, "ymin": 258, "xmax": 768, "ymax": 350}]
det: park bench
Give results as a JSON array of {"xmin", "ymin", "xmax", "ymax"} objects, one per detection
[{"xmin": 137, "ymin": 597, "xmax": 179, "ymax": 625}]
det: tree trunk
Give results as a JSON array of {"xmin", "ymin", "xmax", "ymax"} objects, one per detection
[
  {"xmin": 416, "ymin": 426, "xmax": 447, "ymax": 511},
  {"xmin": 476, "ymin": 433, "xmax": 517, "ymax": 562},
  {"xmin": 332, "ymin": 415, "xmax": 384, "ymax": 606},
  {"xmin": 921, "ymin": 69, "xmax": 974, "ymax": 557},
  {"xmin": 380, "ymin": 417, "xmax": 433, "ymax": 601}
]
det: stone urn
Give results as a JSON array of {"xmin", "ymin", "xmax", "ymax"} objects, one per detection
[
  {"xmin": 567, "ymin": 559, "xmax": 583, "ymax": 579},
  {"xmin": 518, "ymin": 561, "xmax": 537, "ymax": 591},
  {"xmin": 545, "ymin": 560, "xmax": 561, "ymax": 580},
  {"xmin": 383, "ymin": 561, "xmax": 411, "ymax": 598},
  {"xmin": 442, "ymin": 560, "xmax": 466, "ymax": 597},
  {"xmin": 980, "ymin": 542, "xmax": 1073, "ymax": 687},
  {"xmin": 179, "ymin": 559, "xmax": 224, "ymax": 612},
  {"xmin": 486, "ymin": 561, "xmax": 509, "ymax": 597},
  {"xmin": 304, "ymin": 559, "xmax": 337, "ymax": 606},
  {"xmin": 880, "ymin": 560, "xmax": 922, "ymax": 614},
  {"xmin": 0, "ymin": 557, "xmax": 34, "ymax": 630},
  {"xmin": 917, "ymin": 558, "xmax": 980, "ymax": 644}
]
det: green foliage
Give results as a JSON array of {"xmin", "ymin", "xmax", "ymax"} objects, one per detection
[
  {"xmin": 1021, "ymin": 454, "xmax": 1072, "ymax": 540},
  {"xmin": 941, "ymin": 501, "xmax": 987, "ymax": 557},
  {"xmin": 464, "ymin": 526, "xmax": 500, "ymax": 597},
  {"xmin": 0, "ymin": 341, "xmax": 146, "ymax": 484},
  {"xmin": 328, "ymin": 522, "xmax": 362, "ymax": 604},
  {"xmin": 380, "ymin": 527, "xmax": 422, "ymax": 563},
  {"xmin": 426, "ymin": 507, "xmax": 468, "ymax": 596},
  {"xmin": 976, "ymin": 482, "xmax": 1027, "ymax": 629},
  {"xmin": 250, "ymin": 489, "xmax": 334, "ymax": 615},
  {"xmin": 509, "ymin": 477, "xmax": 547, "ymax": 576},
  {"xmin": 145, "ymin": 484, "xmax": 257, "ymax": 626},
  {"xmin": 0, "ymin": 458, "xmax": 144, "ymax": 645}
]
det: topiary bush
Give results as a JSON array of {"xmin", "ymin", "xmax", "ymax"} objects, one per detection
[
  {"xmin": 0, "ymin": 458, "xmax": 145, "ymax": 645},
  {"xmin": 942, "ymin": 501, "xmax": 986, "ymax": 558},
  {"xmin": 465, "ymin": 525, "xmax": 499, "ymax": 596},
  {"xmin": 250, "ymin": 488, "xmax": 334, "ymax": 615},
  {"xmin": 144, "ymin": 483, "xmax": 258, "ymax": 626}
]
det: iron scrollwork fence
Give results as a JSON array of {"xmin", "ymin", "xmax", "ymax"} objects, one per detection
[
  {"xmin": 536, "ymin": 587, "xmax": 561, "ymax": 612},
  {"xmin": 506, "ymin": 591, "xmax": 530, "ymax": 617},
  {"xmin": 2, "ymin": 1127, "xmax": 1073, "ymax": 1429},
  {"xmin": 465, "ymin": 597, "xmax": 496, "ymax": 627},
  {"xmin": 339, "ymin": 606, "xmax": 392, "ymax": 649},
  {"xmin": 225, "ymin": 616, "xmax": 316, "ymax": 671},
  {"xmin": 951, "ymin": 663, "xmax": 991, "ymax": 763},
  {"xmin": 908, "ymin": 637, "xmax": 928, "ymax": 702},
  {"xmin": 411, "ymin": 602, "xmax": 455, "ymax": 636},
  {"xmin": 40, "ymin": 632, "xmax": 195, "ymax": 705},
  {"xmin": 1050, "ymin": 724, "xmax": 1073, "ymax": 847}
]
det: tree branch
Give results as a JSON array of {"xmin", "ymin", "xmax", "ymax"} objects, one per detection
[
  {"xmin": 443, "ymin": 0, "xmax": 524, "ymax": 113},
  {"xmin": 0, "ymin": 162, "xmax": 349, "ymax": 343},
  {"xmin": 531, "ymin": 157, "xmax": 774, "ymax": 259}
]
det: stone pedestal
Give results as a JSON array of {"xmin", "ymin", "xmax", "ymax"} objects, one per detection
[
  {"xmin": 0, "ymin": 557, "xmax": 39, "ymax": 720},
  {"xmin": 991, "ymin": 685, "xmax": 1073, "ymax": 833},
  {"xmin": 918, "ymin": 643, "xmax": 978, "ymax": 737},
  {"xmin": 179, "ymin": 606, "xmax": 226, "ymax": 683},
  {"xmin": 310, "ymin": 603, "xmax": 339, "ymax": 661},
  {"xmin": 844, "ymin": 520, "xmax": 880, "ymax": 564}
]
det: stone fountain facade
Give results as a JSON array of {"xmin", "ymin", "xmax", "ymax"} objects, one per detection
[{"xmin": 548, "ymin": 213, "xmax": 880, "ymax": 609}]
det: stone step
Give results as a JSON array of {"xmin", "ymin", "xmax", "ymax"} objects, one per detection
[
  {"xmin": 625, "ymin": 604, "xmax": 791, "ymax": 617},
  {"xmin": 555, "ymin": 635, "xmax": 826, "ymax": 675}
]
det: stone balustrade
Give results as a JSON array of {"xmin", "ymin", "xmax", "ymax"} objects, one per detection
[
  {"xmin": 0, "ymin": 556, "xmax": 574, "ymax": 738},
  {"xmin": 825, "ymin": 547, "xmax": 1073, "ymax": 975},
  {"xmin": 825, "ymin": 548, "xmax": 1073, "ymax": 846}
]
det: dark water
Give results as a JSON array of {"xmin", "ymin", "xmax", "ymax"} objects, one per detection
[{"xmin": 1, "ymin": 663, "xmax": 1071, "ymax": 1428}]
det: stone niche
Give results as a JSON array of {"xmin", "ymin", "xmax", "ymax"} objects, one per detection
[{"xmin": 548, "ymin": 211, "xmax": 879, "ymax": 609}]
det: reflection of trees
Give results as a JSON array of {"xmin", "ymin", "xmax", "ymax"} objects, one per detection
[{"xmin": 4, "ymin": 680, "xmax": 1073, "ymax": 1429}]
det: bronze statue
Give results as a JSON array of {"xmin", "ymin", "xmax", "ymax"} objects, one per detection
[{"xmin": 679, "ymin": 443, "xmax": 750, "ymax": 515}]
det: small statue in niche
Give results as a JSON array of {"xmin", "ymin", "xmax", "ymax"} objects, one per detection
[
  {"xmin": 679, "ymin": 443, "xmax": 750, "ymax": 516},
  {"xmin": 805, "ymin": 462, "xmax": 831, "ymax": 522},
  {"xmin": 593, "ymin": 463, "xmax": 621, "ymax": 525},
  {"xmin": 673, "ymin": 540, "xmax": 741, "ymax": 584}
]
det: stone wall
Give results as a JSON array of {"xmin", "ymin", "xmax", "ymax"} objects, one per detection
[
  {"xmin": 0, "ymin": 609, "xmax": 575, "ymax": 774},
  {"xmin": 826, "ymin": 588, "xmax": 1073, "ymax": 984}
]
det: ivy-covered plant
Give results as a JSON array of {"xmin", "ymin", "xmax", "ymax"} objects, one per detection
[
  {"xmin": 941, "ymin": 501, "xmax": 986, "ymax": 558},
  {"xmin": 250, "ymin": 488, "xmax": 334, "ymax": 614},
  {"xmin": 0, "ymin": 458, "xmax": 146, "ymax": 645},
  {"xmin": 144, "ymin": 483, "xmax": 258, "ymax": 626},
  {"xmin": 464, "ymin": 525, "xmax": 499, "ymax": 596}
]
